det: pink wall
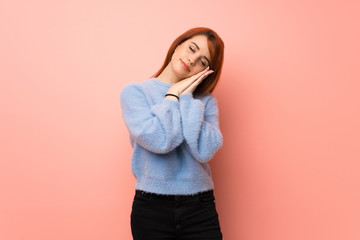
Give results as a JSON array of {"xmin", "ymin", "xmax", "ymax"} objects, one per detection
[{"xmin": 1, "ymin": 0, "xmax": 359, "ymax": 239}]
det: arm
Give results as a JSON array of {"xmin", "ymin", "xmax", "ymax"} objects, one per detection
[
  {"xmin": 179, "ymin": 94, "xmax": 223, "ymax": 162},
  {"xmin": 120, "ymin": 83, "xmax": 184, "ymax": 154}
]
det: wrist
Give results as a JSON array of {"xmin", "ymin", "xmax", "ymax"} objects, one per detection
[{"xmin": 165, "ymin": 93, "xmax": 179, "ymax": 102}]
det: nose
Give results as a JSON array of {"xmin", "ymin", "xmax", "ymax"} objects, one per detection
[{"xmin": 187, "ymin": 57, "xmax": 195, "ymax": 66}]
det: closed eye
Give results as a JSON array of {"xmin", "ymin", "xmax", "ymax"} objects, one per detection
[
  {"xmin": 189, "ymin": 46, "xmax": 195, "ymax": 52},
  {"xmin": 201, "ymin": 57, "xmax": 209, "ymax": 66}
]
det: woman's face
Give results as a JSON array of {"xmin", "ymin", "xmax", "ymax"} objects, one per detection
[{"xmin": 170, "ymin": 34, "xmax": 211, "ymax": 80}]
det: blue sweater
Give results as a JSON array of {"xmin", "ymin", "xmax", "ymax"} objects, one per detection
[{"xmin": 120, "ymin": 78, "xmax": 223, "ymax": 195}]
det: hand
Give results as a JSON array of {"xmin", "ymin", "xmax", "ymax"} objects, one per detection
[
  {"xmin": 166, "ymin": 67, "xmax": 214, "ymax": 99},
  {"xmin": 182, "ymin": 68, "xmax": 214, "ymax": 95}
]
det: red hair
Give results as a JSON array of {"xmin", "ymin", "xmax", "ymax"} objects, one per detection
[{"xmin": 152, "ymin": 27, "xmax": 225, "ymax": 96}]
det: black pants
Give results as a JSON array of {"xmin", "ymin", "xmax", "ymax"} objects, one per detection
[{"xmin": 131, "ymin": 190, "xmax": 223, "ymax": 240}]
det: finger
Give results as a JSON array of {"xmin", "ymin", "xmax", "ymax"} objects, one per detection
[
  {"xmin": 188, "ymin": 70, "xmax": 214, "ymax": 89},
  {"xmin": 181, "ymin": 67, "xmax": 210, "ymax": 84},
  {"xmin": 183, "ymin": 70, "xmax": 214, "ymax": 94},
  {"xmin": 179, "ymin": 69, "xmax": 209, "ymax": 87},
  {"xmin": 187, "ymin": 66, "xmax": 210, "ymax": 82},
  {"xmin": 176, "ymin": 67, "xmax": 212, "ymax": 94},
  {"xmin": 195, "ymin": 70, "xmax": 214, "ymax": 83},
  {"xmin": 195, "ymin": 66, "xmax": 210, "ymax": 78}
]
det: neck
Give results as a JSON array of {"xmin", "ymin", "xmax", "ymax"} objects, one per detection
[{"xmin": 156, "ymin": 65, "xmax": 180, "ymax": 84}]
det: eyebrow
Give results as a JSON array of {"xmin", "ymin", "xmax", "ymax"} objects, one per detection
[{"xmin": 191, "ymin": 42, "xmax": 211, "ymax": 65}]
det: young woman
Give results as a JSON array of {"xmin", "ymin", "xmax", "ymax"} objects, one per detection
[{"xmin": 120, "ymin": 27, "xmax": 224, "ymax": 240}]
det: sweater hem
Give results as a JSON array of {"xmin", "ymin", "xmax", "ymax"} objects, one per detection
[{"xmin": 135, "ymin": 177, "xmax": 214, "ymax": 195}]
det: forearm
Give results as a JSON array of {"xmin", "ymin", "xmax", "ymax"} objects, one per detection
[{"xmin": 179, "ymin": 94, "xmax": 223, "ymax": 162}]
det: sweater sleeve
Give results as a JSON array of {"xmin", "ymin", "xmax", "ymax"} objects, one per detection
[
  {"xmin": 179, "ymin": 93, "xmax": 223, "ymax": 162},
  {"xmin": 120, "ymin": 83, "xmax": 184, "ymax": 154}
]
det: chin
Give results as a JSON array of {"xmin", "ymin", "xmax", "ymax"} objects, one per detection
[{"xmin": 171, "ymin": 63, "xmax": 189, "ymax": 78}]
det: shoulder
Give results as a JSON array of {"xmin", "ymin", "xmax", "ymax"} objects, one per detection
[
  {"xmin": 120, "ymin": 82, "xmax": 141, "ymax": 100},
  {"xmin": 195, "ymin": 93, "xmax": 218, "ymax": 106},
  {"xmin": 196, "ymin": 94, "xmax": 220, "ymax": 117},
  {"xmin": 121, "ymin": 79, "xmax": 151, "ymax": 92},
  {"xmin": 120, "ymin": 81, "xmax": 149, "ymax": 106},
  {"xmin": 120, "ymin": 79, "xmax": 154, "ymax": 99}
]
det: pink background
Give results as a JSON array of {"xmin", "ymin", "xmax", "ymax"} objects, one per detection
[{"xmin": 1, "ymin": 0, "xmax": 359, "ymax": 239}]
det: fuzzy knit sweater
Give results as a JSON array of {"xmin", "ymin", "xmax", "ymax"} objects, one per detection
[{"xmin": 120, "ymin": 78, "xmax": 223, "ymax": 195}]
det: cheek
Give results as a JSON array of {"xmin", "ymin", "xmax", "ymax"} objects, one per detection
[
  {"xmin": 187, "ymin": 68, "xmax": 202, "ymax": 78},
  {"xmin": 171, "ymin": 49, "xmax": 180, "ymax": 60},
  {"xmin": 193, "ymin": 65, "xmax": 206, "ymax": 74}
]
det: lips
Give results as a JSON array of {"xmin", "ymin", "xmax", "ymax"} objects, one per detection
[{"xmin": 180, "ymin": 59, "xmax": 190, "ymax": 71}]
